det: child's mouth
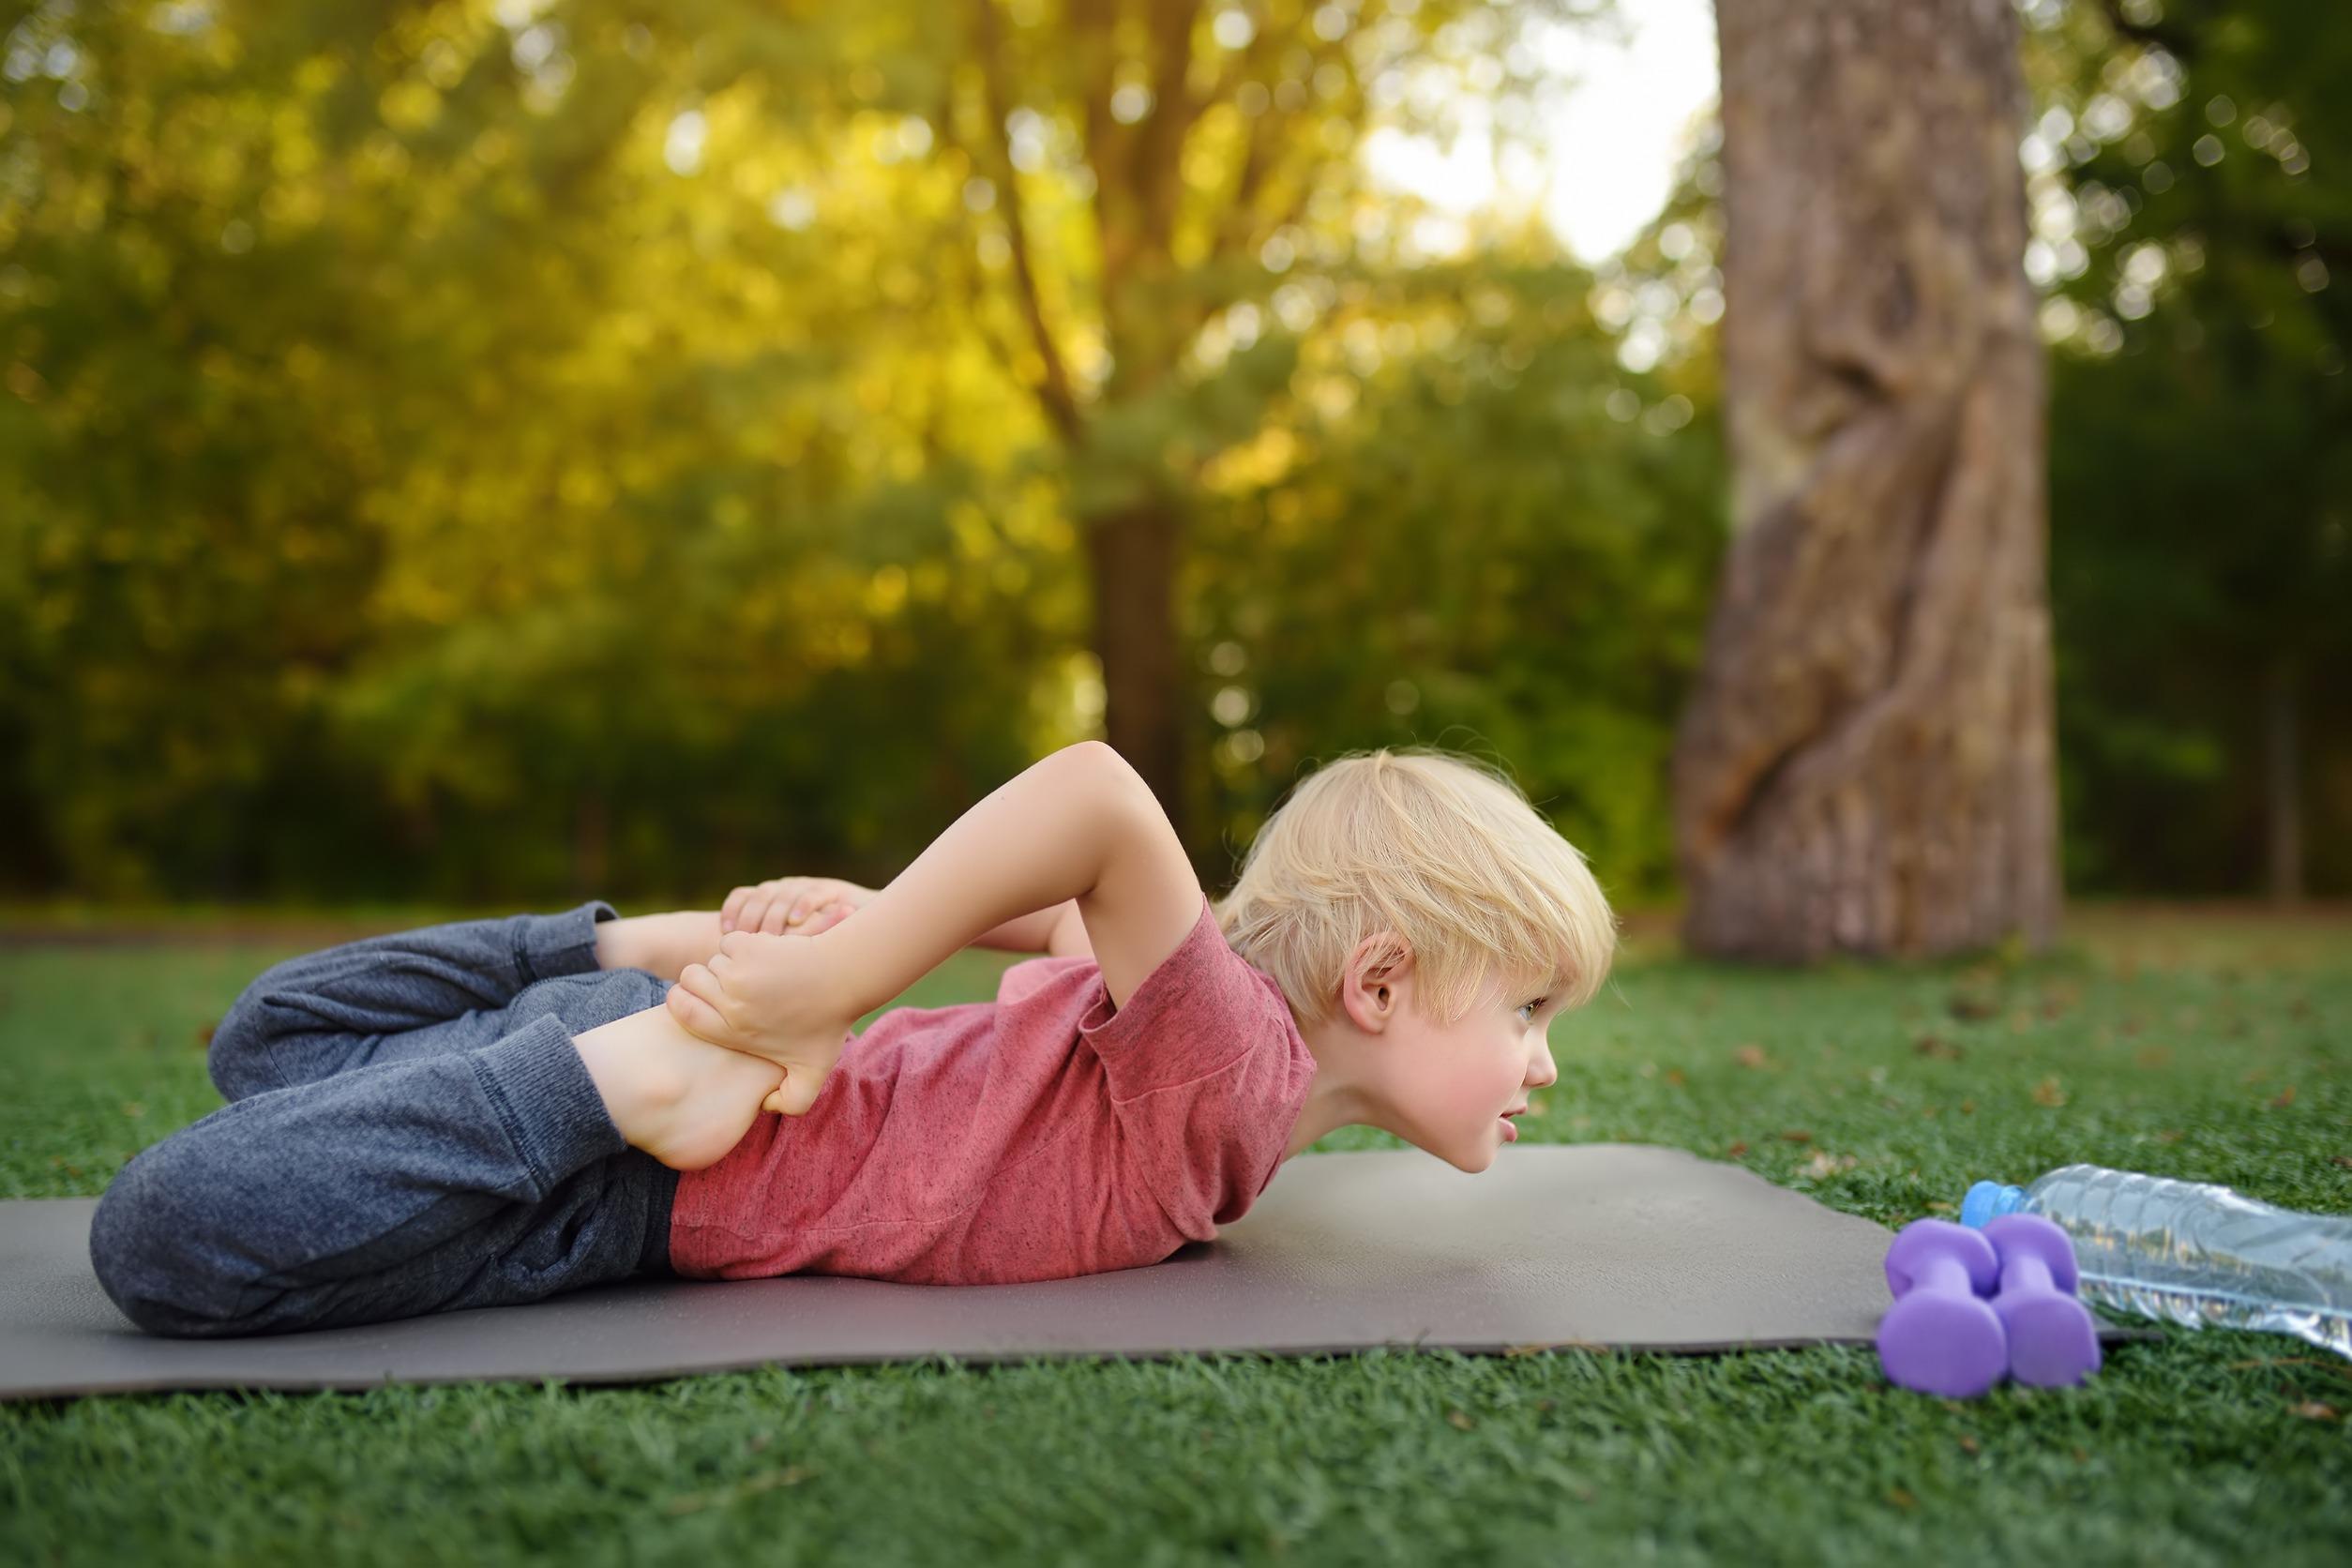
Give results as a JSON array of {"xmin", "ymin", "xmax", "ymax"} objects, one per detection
[{"xmin": 1498, "ymin": 1115, "xmax": 1518, "ymax": 1142}]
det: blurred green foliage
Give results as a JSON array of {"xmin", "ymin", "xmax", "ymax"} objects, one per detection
[
  {"xmin": 2024, "ymin": 0, "xmax": 2351, "ymax": 895},
  {"xmin": 0, "ymin": 0, "xmax": 2340, "ymax": 909}
]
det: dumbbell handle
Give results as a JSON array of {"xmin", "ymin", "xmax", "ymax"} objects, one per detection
[
  {"xmin": 2001, "ymin": 1251, "xmax": 2059, "ymax": 1298},
  {"xmin": 1901, "ymin": 1253, "xmax": 1982, "ymax": 1300}
]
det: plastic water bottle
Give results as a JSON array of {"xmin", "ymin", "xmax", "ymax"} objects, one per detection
[{"xmin": 1961, "ymin": 1164, "xmax": 2352, "ymax": 1361}]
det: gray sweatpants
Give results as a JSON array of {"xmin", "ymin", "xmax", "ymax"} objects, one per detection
[{"xmin": 87, "ymin": 901, "xmax": 682, "ymax": 1338}]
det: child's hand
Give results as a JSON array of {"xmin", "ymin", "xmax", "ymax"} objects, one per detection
[
  {"xmin": 719, "ymin": 876, "xmax": 877, "ymax": 937},
  {"xmin": 665, "ymin": 930, "xmax": 861, "ymax": 1116}
]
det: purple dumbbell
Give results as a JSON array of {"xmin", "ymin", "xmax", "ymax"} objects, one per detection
[
  {"xmin": 1982, "ymin": 1214, "xmax": 2103, "ymax": 1387},
  {"xmin": 1877, "ymin": 1218, "xmax": 2008, "ymax": 1397}
]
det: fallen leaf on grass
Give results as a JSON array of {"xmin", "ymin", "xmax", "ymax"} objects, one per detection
[
  {"xmin": 1725, "ymin": 1140, "xmax": 1750, "ymax": 1157},
  {"xmin": 2268, "ymin": 1086, "xmax": 2297, "ymax": 1109},
  {"xmin": 1800, "ymin": 1150, "xmax": 1860, "ymax": 1179},
  {"xmin": 2293, "ymin": 1402, "xmax": 2340, "ymax": 1422},
  {"xmin": 1912, "ymin": 1033, "xmax": 1962, "ymax": 1060},
  {"xmin": 2331, "ymin": 1155, "xmax": 2352, "ymax": 1171},
  {"xmin": 1447, "ymin": 1409, "xmax": 1476, "ymax": 1431},
  {"xmin": 2225, "ymin": 1356, "xmax": 2352, "ymax": 1384},
  {"xmin": 662, "ymin": 1466, "xmax": 815, "ymax": 1516},
  {"xmin": 1886, "ymin": 1486, "xmax": 1917, "ymax": 1510},
  {"xmin": 1733, "ymin": 1043, "xmax": 1769, "ymax": 1069},
  {"xmin": 1779, "ymin": 1129, "xmax": 1814, "ymax": 1143},
  {"xmin": 1947, "ymin": 991, "xmax": 1998, "ymax": 1022},
  {"xmin": 2032, "ymin": 1076, "xmax": 2067, "ymax": 1108}
]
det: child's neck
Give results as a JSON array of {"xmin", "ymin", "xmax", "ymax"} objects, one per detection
[{"xmin": 1282, "ymin": 1021, "xmax": 1378, "ymax": 1158}]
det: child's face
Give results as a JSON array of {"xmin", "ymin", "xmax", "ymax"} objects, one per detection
[{"xmin": 1373, "ymin": 972, "xmax": 1561, "ymax": 1174}]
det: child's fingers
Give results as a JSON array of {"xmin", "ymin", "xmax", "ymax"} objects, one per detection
[
  {"xmin": 664, "ymin": 981, "xmax": 729, "ymax": 1042},
  {"xmin": 676, "ymin": 960, "xmax": 736, "ymax": 1016},
  {"xmin": 772, "ymin": 1068, "xmax": 825, "ymax": 1117}
]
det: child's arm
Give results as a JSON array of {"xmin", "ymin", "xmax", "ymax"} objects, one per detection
[
  {"xmin": 969, "ymin": 901, "xmax": 1078, "ymax": 954},
  {"xmin": 805, "ymin": 742, "xmax": 1154, "ymax": 1018},
  {"xmin": 595, "ymin": 897, "xmax": 1073, "ymax": 979},
  {"xmin": 1044, "ymin": 900, "xmax": 1094, "ymax": 958},
  {"xmin": 1069, "ymin": 761, "xmax": 1204, "ymax": 1010}
]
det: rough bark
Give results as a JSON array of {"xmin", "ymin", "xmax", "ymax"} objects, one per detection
[{"xmin": 1674, "ymin": 0, "xmax": 2061, "ymax": 960}]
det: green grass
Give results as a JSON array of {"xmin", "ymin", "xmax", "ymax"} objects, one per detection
[{"xmin": 4, "ymin": 906, "xmax": 2348, "ymax": 1566}]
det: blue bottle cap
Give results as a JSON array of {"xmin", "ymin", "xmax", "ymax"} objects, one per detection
[{"xmin": 1960, "ymin": 1180, "xmax": 2027, "ymax": 1229}]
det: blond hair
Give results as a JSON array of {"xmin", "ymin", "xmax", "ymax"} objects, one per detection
[{"xmin": 1212, "ymin": 746, "xmax": 1618, "ymax": 1031}]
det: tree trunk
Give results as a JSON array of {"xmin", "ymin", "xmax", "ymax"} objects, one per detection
[
  {"xmin": 2265, "ymin": 655, "xmax": 2302, "ymax": 905},
  {"xmin": 1675, "ymin": 0, "xmax": 2061, "ymax": 960},
  {"xmin": 1080, "ymin": 497, "xmax": 1188, "ymax": 842}
]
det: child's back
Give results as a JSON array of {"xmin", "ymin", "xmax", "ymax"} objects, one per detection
[{"xmin": 667, "ymin": 892, "xmax": 1316, "ymax": 1285}]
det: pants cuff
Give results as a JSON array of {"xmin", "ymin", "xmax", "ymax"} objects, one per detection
[
  {"xmin": 512, "ymin": 900, "xmax": 619, "ymax": 985},
  {"xmin": 468, "ymin": 1014, "xmax": 627, "ymax": 1192}
]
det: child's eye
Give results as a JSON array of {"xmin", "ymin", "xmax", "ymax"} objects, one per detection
[{"xmin": 1517, "ymin": 998, "xmax": 1548, "ymax": 1024}]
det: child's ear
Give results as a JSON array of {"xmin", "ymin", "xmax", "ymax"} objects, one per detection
[{"xmin": 1340, "ymin": 937, "xmax": 1411, "ymax": 1029}]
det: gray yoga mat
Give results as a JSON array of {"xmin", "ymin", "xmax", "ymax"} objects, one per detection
[{"xmin": 0, "ymin": 1143, "xmax": 2148, "ymax": 1400}]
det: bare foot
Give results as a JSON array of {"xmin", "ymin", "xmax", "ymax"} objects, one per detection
[{"xmin": 571, "ymin": 1003, "xmax": 787, "ymax": 1171}]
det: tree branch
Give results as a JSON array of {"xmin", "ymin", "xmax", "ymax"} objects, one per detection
[{"xmin": 970, "ymin": 0, "xmax": 1086, "ymax": 445}]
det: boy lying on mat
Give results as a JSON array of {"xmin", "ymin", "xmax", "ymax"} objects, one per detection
[{"xmin": 89, "ymin": 742, "xmax": 1615, "ymax": 1336}]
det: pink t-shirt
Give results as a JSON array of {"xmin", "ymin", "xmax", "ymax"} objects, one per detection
[{"xmin": 664, "ymin": 892, "xmax": 1319, "ymax": 1286}]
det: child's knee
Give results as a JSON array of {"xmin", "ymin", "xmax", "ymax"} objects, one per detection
[
  {"xmin": 204, "ymin": 988, "xmax": 286, "ymax": 1102},
  {"xmin": 87, "ymin": 1144, "xmax": 263, "ymax": 1337}
]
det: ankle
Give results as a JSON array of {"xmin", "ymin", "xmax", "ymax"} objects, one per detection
[{"xmin": 571, "ymin": 1009, "xmax": 686, "ymax": 1147}]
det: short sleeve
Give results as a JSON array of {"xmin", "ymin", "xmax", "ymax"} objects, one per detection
[
  {"xmin": 1076, "ymin": 891, "xmax": 1310, "ymax": 1233},
  {"xmin": 1077, "ymin": 892, "xmax": 1264, "ymax": 1100}
]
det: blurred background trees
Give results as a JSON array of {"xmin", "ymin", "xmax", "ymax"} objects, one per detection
[
  {"xmin": 0, "ymin": 0, "xmax": 2341, "ymax": 916},
  {"xmin": 2024, "ymin": 0, "xmax": 2349, "ymax": 902}
]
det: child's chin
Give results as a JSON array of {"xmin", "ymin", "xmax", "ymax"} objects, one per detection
[{"xmin": 1442, "ymin": 1140, "xmax": 1499, "ymax": 1175}]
